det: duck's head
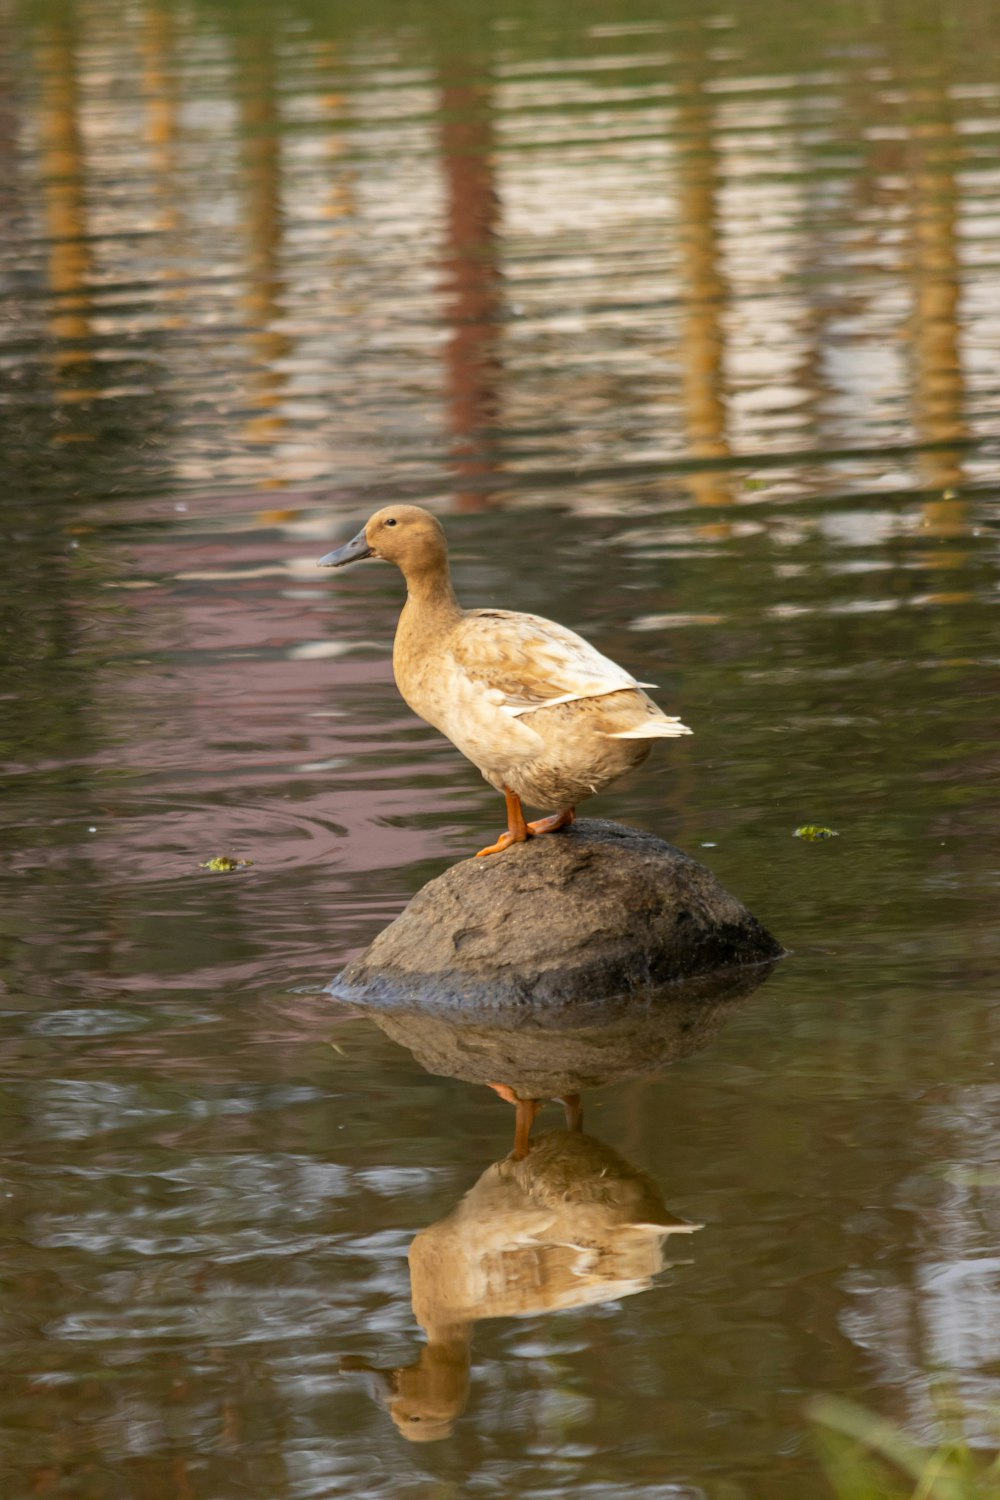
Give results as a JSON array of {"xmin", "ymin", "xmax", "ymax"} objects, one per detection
[
  {"xmin": 340, "ymin": 1344, "xmax": 468, "ymax": 1444},
  {"xmin": 318, "ymin": 504, "xmax": 447, "ymax": 573}
]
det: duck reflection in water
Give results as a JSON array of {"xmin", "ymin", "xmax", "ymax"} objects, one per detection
[
  {"xmin": 346, "ymin": 1124, "xmax": 699, "ymax": 1443},
  {"xmin": 342, "ymin": 963, "xmax": 773, "ymax": 1441}
]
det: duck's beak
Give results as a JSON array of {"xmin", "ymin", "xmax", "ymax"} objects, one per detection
[{"xmin": 318, "ymin": 528, "xmax": 374, "ymax": 567}]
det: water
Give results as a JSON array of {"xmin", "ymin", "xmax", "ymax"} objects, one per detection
[{"xmin": 1, "ymin": 0, "xmax": 999, "ymax": 1493}]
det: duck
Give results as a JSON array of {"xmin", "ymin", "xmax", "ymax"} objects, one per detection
[
  {"xmin": 342, "ymin": 1126, "xmax": 698, "ymax": 1442},
  {"xmin": 318, "ymin": 505, "xmax": 691, "ymax": 856}
]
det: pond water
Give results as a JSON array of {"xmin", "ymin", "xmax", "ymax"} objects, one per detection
[{"xmin": 2, "ymin": 0, "xmax": 1000, "ymax": 1494}]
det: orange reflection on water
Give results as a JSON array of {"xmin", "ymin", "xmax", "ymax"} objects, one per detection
[
  {"xmin": 36, "ymin": 20, "xmax": 95, "ymax": 405},
  {"xmin": 438, "ymin": 67, "xmax": 504, "ymax": 511}
]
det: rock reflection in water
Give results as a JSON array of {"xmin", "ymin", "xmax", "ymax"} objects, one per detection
[
  {"xmin": 346, "ymin": 965, "xmax": 772, "ymax": 1441},
  {"xmin": 372, "ymin": 962, "xmax": 773, "ymax": 1130}
]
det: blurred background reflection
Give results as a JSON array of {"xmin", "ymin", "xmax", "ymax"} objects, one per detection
[{"xmin": 1, "ymin": 0, "xmax": 1000, "ymax": 1495}]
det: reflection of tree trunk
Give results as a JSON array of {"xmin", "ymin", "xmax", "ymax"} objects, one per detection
[
  {"xmin": 37, "ymin": 20, "xmax": 93, "ymax": 400},
  {"xmin": 239, "ymin": 43, "xmax": 290, "ymax": 463},
  {"xmin": 314, "ymin": 41, "xmax": 353, "ymax": 225},
  {"xmin": 142, "ymin": 0, "xmax": 193, "ymax": 351},
  {"xmin": 142, "ymin": 4, "xmax": 179, "ymax": 233},
  {"xmin": 908, "ymin": 78, "xmax": 967, "ymax": 526},
  {"xmin": 438, "ymin": 71, "xmax": 502, "ymax": 511},
  {"xmin": 674, "ymin": 70, "xmax": 730, "ymax": 511}
]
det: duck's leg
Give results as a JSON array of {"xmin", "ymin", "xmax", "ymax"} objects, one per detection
[
  {"xmin": 561, "ymin": 1093, "xmax": 584, "ymax": 1133},
  {"xmin": 476, "ymin": 787, "xmax": 530, "ymax": 857},
  {"xmin": 512, "ymin": 1097, "xmax": 541, "ymax": 1159},
  {"xmin": 526, "ymin": 806, "xmax": 576, "ymax": 836},
  {"xmin": 486, "ymin": 1081, "xmax": 541, "ymax": 1158}
]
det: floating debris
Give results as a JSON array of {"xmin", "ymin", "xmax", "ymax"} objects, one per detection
[
  {"xmin": 199, "ymin": 856, "xmax": 254, "ymax": 873},
  {"xmin": 793, "ymin": 825, "xmax": 839, "ymax": 842}
]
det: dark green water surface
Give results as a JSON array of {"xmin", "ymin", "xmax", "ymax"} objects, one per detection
[{"xmin": 2, "ymin": 0, "xmax": 999, "ymax": 1495}]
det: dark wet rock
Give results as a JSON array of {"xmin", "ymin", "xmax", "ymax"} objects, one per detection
[{"xmin": 329, "ymin": 818, "xmax": 782, "ymax": 1018}]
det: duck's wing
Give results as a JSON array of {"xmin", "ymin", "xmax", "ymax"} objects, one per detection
[{"xmin": 455, "ymin": 609, "xmax": 652, "ymax": 717}]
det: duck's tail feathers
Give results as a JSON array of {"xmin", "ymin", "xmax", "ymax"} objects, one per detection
[{"xmin": 606, "ymin": 718, "xmax": 692, "ymax": 740}]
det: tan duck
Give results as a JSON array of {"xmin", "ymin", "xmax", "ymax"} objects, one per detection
[
  {"xmin": 319, "ymin": 505, "xmax": 691, "ymax": 856},
  {"xmin": 343, "ymin": 1128, "xmax": 700, "ymax": 1442}
]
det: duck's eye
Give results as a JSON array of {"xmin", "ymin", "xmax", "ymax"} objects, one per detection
[{"xmin": 384, "ymin": 518, "xmax": 397, "ymax": 527}]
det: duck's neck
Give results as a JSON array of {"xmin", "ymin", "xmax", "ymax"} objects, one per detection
[{"xmin": 399, "ymin": 557, "xmax": 462, "ymax": 626}]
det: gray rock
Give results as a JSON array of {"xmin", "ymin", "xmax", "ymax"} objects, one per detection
[{"xmin": 329, "ymin": 818, "xmax": 782, "ymax": 1018}]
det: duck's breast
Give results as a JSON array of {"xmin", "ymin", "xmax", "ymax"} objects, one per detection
[{"xmin": 393, "ymin": 622, "xmax": 545, "ymax": 780}]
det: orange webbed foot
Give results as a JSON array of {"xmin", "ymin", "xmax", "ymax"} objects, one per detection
[
  {"xmin": 476, "ymin": 828, "xmax": 528, "ymax": 858},
  {"xmin": 476, "ymin": 786, "xmax": 530, "ymax": 856},
  {"xmin": 486, "ymin": 1082, "xmax": 519, "ymax": 1105},
  {"xmin": 526, "ymin": 806, "xmax": 576, "ymax": 837}
]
